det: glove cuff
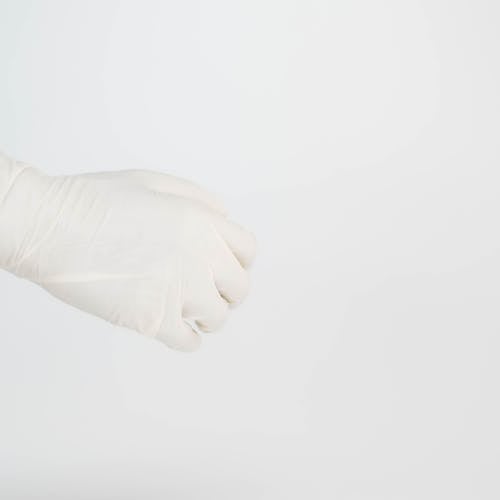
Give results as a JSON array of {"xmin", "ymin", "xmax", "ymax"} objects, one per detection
[
  {"xmin": 0, "ymin": 152, "xmax": 51, "ymax": 278},
  {"xmin": 0, "ymin": 152, "xmax": 30, "ymax": 205}
]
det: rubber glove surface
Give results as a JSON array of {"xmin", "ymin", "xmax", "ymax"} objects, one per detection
[{"xmin": 0, "ymin": 153, "xmax": 256, "ymax": 351}]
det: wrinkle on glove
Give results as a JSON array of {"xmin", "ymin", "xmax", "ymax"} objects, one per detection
[{"xmin": 0, "ymin": 152, "xmax": 256, "ymax": 351}]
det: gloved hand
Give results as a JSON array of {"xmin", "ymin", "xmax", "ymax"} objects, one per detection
[{"xmin": 0, "ymin": 152, "xmax": 256, "ymax": 351}]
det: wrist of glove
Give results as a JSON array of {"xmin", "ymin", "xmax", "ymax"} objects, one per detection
[
  {"xmin": 0, "ymin": 152, "xmax": 256, "ymax": 351},
  {"xmin": 0, "ymin": 156, "xmax": 61, "ymax": 278}
]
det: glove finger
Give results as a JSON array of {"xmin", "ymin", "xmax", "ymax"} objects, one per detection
[
  {"xmin": 212, "ymin": 216, "xmax": 256, "ymax": 269},
  {"xmin": 155, "ymin": 284, "xmax": 201, "ymax": 352},
  {"xmin": 211, "ymin": 245, "xmax": 250, "ymax": 305},
  {"xmin": 128, "ymin": 170, "xmax": 227, "ymax": 215},
  {"xmin": 156, "ymin": 314, "xmax": 201, "ymax": 352},
  {"xmin": 182, "ymin": 268, "xmax": 229, "ymax": 333}
]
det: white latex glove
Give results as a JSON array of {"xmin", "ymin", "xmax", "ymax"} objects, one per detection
[{"xmin": 0, "ymin": 152, "xmax": 256, "ymax": 351}]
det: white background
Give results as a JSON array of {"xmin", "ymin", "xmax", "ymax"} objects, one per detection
[{"xmin": 0, "ymin": 1, "xmax": 499, "ymax": 498}]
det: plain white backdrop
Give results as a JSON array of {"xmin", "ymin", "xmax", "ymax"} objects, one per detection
[{"xmin": 0, "ymin": 1, "xmax": 499, "ymax": 498}]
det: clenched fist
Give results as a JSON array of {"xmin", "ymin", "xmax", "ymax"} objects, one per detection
[{"xmin": 0, "ymin": 152, "xmax": 256, "ymax": 351}]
